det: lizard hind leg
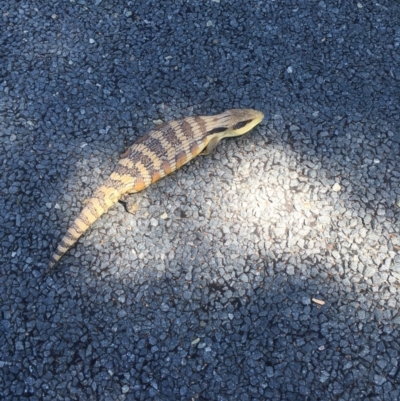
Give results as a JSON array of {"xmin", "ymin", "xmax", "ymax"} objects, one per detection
[{"xmin": 119, "ymin": 193, "xmax": 140, "ymax": 215}]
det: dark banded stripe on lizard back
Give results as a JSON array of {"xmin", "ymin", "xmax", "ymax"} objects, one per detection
[
  {"xmin": 110, "ymin": 160, "xmax": 148, "ymax": 193},
  {"xmin": 179, "ymin": 119, "xmax": 196, "ymax": 140},
  {"xmin": 169, "ymin": 121, "xmax": 193, "ymax": 154},
  {"xmin": 170, "ymin": 118, "xmax": 205, "ymax": 164},
  {"xmin": 151, "ymin": 127, "xmax": 179, "ymax": 176},
  {"xmin": 194, "ymin": 116, "xmax": 207, "ymax": 135},
  {"xmin": 177, "ymin": 119, "xmax": 196, "ymax": 167},
  {"xmin": 127, "ymin": 152, "xmax": 154, "ymax": 185},
  {"xmin": 127, "ymin": 128, "xmax": 176, "ymax": 185},
  {"xmin": 184, "ymin": 117, "xmax": 208, "ymax": 156},
  {"xmin": 121, "ymin": 141, "xmax": 166, "ymax": 185},
  {"xmin": 160, "ymin": 124, "xmax": 184, "ymax": 150}
]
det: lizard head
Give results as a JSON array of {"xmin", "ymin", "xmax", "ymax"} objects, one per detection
[
  {"xmin": 200, "ymin": 109, "xmax": 264, "ymax": 155},
  {"xmin": 208, "ymin": 109, "xmax": 264, "ymax": 138}
]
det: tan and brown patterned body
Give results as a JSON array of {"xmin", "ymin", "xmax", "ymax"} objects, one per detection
[{"xmin": 49, "ymin": 109, "xmax": 264, "ymax": 269}]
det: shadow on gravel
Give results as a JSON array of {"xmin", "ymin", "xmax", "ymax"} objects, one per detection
[{"xmin": 2, "ymin": 264, "xmax": 399, "ymax": 400}]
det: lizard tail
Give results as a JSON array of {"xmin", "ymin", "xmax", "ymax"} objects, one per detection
[{"xmin": 48, "ymin": 185, "xmax": 120, "ymax": 271}]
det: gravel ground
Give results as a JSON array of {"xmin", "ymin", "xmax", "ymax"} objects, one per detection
[{"xmin": 1, "ymin": 0, "xmax": 400, "ymax": 400}]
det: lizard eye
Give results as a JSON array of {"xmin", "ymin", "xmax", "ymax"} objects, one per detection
[{"xmin": 233, "ymin": 119, "xmax": 252, "ymax": 130}]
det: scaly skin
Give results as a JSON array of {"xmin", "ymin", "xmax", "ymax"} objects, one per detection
[{"xmin": 49, "ymin": 109, "xmax": 264, "ymax": 269}]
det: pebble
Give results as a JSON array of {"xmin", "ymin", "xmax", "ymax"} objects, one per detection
[{"xmin": 364, "ymin": 265, "xmax": 377, "ymax": 278}]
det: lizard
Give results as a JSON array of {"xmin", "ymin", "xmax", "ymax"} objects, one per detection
[{"xmin": 48, "ymin": 108, "xmax": 264, "ymax": 270}]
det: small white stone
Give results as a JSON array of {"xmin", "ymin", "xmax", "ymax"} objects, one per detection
[
  {"xmin": 364, "ymin": 265, "xmax": 377, "ymax": 278},
  {"xmin": 89, "ymin": 38, "xmax": 95, "ymax": 44},
  {"xmin": 332, "ymin": 183, "xmax": 341, "ymax": 192},
  {"xmin": 206, "ymin": 20, "xmax": 213, "ymax": 27},
  {"xmin": 318, "ymin": 215, "xmax": 331, "ymax": 225},
  {"xmin": 287, "ymin": 66, "xmax": 293, "ymax": 73},
  {"xmin": 287, "ymin": 265, "xmax": 295, "ymax": 275},
  {"xmin": 160, "ymin": 212, "xmax": 168, "ymax": 219}
]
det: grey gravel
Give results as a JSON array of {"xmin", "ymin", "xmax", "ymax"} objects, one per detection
[{"xmin": 1, "ymin": 0, "xmax": 400, "ymax": 400}]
